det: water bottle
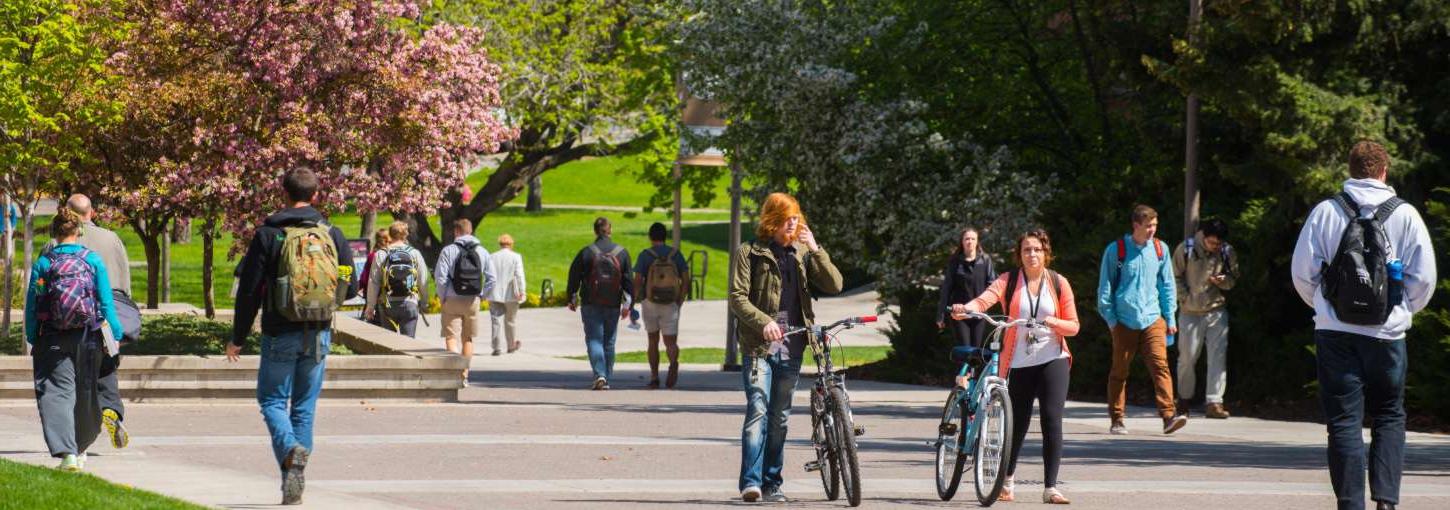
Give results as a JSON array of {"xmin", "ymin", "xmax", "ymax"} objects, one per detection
[{"xmin": 1387, "ymin": 259, "xmax": 1405, "ymax": 307}]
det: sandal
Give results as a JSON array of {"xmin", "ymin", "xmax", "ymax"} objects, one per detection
[
  {"xmin": 1043, "ymin": 487, "xmax": 1070, "ymax": 504},
  {"xmin": 998, "ymin": 477, "xmax": 1015, "ymax": 502}
]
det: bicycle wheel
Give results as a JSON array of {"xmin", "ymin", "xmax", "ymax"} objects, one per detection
[
  {"xmin": 934, "ymin": 387, "xmax": 969, "ymax": 501},
  {"xmin": 811, "ymin": 387, "xmax": 840, "ymax": 500},
  {"xmin": 973, "ymin": 383, "xmax": 1013, "ymax": 506},
  {"xmin": 829, "ymin": 385, "xmax": 862, "ymax": 507}
]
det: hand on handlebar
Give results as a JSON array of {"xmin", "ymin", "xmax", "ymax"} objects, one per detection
[
  {"xmin": 949, "ymin": 303, "xmax": 978, "ymax": 321},
  {"xmin": 762, "ymin": 321, "xmax": 784, "ymax": 342}
]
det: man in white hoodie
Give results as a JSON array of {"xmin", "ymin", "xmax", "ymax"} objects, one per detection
[{"xmin": 1291, "ymin": 140, "xmax": 1436, "ymax": 510}]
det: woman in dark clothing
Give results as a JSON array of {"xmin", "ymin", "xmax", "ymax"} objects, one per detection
[{"xmin": 937, "ymin": 227, "xmax": 993, "ymax": 348}]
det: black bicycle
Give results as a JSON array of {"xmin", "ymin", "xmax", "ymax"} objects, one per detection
[{"xmin": 789, "ymin": 315, "xmax": 877, "ymax": 507}]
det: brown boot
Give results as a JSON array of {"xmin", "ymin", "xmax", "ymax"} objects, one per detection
[{"xmin": 1205, "ymin": 403, "xmax": 1230, "ymax": 419}]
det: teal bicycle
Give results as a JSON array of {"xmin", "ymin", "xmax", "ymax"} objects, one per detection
[{"xmin": 934, "ymin": 311, "xmax": 1037, "ymax": 505}]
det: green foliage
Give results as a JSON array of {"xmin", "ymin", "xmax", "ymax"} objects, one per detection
[
  {"xmin": 1404, "ymin": 188, "xmax": 1450, "ymax": 422},
  {"xmin": 0, "ymin": 458, "xmax": 208, "ymax": 510}
]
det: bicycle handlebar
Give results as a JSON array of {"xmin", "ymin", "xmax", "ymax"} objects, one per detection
[
  {"xmin": 962, "ymin": 311, "xmax": 1042, "ymax": 330},
  {"xmin": 781, "ymin": 315, "xmax": 877, "ymax": 338}
]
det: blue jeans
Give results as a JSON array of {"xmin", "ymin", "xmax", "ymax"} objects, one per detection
[
  {"xmin": 1316, "ymin": 330, "xmax": 1406, "ymax": 510},
  {"xmin": 257, "ymin": 330, "xmax": 330, "ymax": 470},
  {"xmin": 581, "ymin": 305, "xmax": 619, "ymax": 381},
  {"xmin": 739, "ymin": 353, "xmax": 801, "ymax": 492}
]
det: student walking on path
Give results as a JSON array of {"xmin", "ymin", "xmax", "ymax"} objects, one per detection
[
  {"xmin": 634, "ymin": 222, "xmax": 690, "ymax": 389},
  {"xmin": 435, "ymin": 219, "xmax": 496, "ymax": 378},
  {"xmin": 1172, "ymin": 217, "xmax": 1239, "ymax": 419},
  {"xmin": 1096, "ymin": 204, "xmax": 1186, "ymax": 435},
  {"xmin": 937, "ymin": 226, "xmax": 994, "ymax": 349},
  {"xmin": 26, "ymin": 206, "xmax": 125, "ymax": 472},
  {"xmin": 358, "ymin": 228, "xmax": 391, "ymax": 323},
  {"xmin": 365, "ymin": 222, "xmax": 430, "ymax": 337},
  {"xmin": 1292, "ymin": 141, "xmax": 1436, "ymax": 510},
  {"xmin": 729, "ymin": 193, "xmax": 843, "ymax": 503},
  {"xmin": 230, "ymin": 168, "xmax": 357, "ymax": 505},
  {"xmin": 566, "ymin": 217, "xmax": 633, "ymax": 390},
  {"xmin": 488, "ymin": 233, "xmax": 526, "ymax": 354},
  {"xmin": 953, "ymin": 229, "xmax": 1079, "ymax": 504}
]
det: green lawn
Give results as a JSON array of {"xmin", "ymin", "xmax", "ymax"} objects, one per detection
[
  {"xmin": 469, "ymin": 155, "xmax": 732, "ymax": 209},
  {"xmin": 567, "ymin": 345, "xmax": 893, "ymax": 367},
  {"xmin": 0, "ymin": 458, "xmax": 208, "ymax": 510}
]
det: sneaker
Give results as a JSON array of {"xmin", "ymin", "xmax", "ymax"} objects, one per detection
[
  {"xmin": 1376, "ymin": 501, "xmax": 1397, "ymax": 510},
  {"xmin": 1205, "ymin": 403, "xmax": 1230, "ymax": 419},
  {"xmin": 1177, "ymin": 399, "xmax": 1191, "ymax": 418},
  {"xmin": 1109, "ymin": 419, "xmax": 1127, "ymax": 435},
  {"xmin": 103, "ymin": 408, "xmax": 129, "ymax": 449},
  {"xmin": 763, "ymin": 486, "xmax": 788, "ymax": 503},
  {"xmin": 508, "ymin": 341, "xmax": 521, "ymax": 353},
  {"xmin": 1163, "ymin": 414, "xmax": 1188, "ymax": 434},
  {"xmin": 740, "ymin": 486, "xmax": 762, "ymax": 502},
  {"xmin": 281, "ymin": 445, "xmax": 309, "ymax": 505},
  {"xmin": 592, "ymin": 377, "xmax": 607, "ymax": 390},
  {"xmin": 491, "ymin": 349, "xmax": 502, "ymax": 356},
  {"xmin": 1043, "ymin": 486, "xmax": 1070, "ymax": 504},
  {"xmin": 57, "ymin": 454, "xmax": 80, "ymax": 472},
  {"xmin": 999, "ymin": 477, "xmax": 1015, "ymax": 502},
  {"xmin": 77, "ymin": 452, "xmax": 87, "ymax": 470}
]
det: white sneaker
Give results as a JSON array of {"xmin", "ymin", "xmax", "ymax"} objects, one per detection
[
  {"xmin": 740, "ymin": 486, "xmax": 762, "ymax": 502},
  {"xmin": 592, "ymin": 377, "xmax": 607, "ymax": 390},
  {"xmin": 77, "ymin": 452, "xmax": 87, "ymax": 470}
]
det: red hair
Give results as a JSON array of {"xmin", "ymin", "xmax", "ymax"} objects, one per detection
[{"xmin": 756, "ymin": 193, "xmax": 804, "ymax": 242}]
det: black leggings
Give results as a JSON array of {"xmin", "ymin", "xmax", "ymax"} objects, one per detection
[
  {"xmin": 947, "ymin": 318, "xmax": 987, "ymax": 349},
  {"xmin": 1006, "ymin": 357, "xmax": 1069, "ymax": 488}
]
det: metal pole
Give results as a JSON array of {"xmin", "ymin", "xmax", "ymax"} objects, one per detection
[
  {"xmin": 672, "ymin": 161, "xmax": 683, "ymax": 250},
  {"xmin": 1184, "ymin": 0, "xmax": 1203, "ymax": 239},
  {"xmin": 723, "ymin": 161, "xmax": 742, "ymax": 372}
]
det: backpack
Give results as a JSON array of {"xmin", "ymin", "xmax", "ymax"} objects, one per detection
[
  {"xmin": 112, "ymin": 289, "xmax": 142, "ymax": 342},
  {"xmin": 646, "ymin": 246, "xmax": 684, "ymax": 304},
  {"xmin": 1322, "ymin": 192, "xmax": 1405, "ymax": 326},
  {"xmin": 585, "ymin": 244, "xmax": 626, "ymax": 307},
  {"xmin": 1109, "ymin": 236, "xmax": 1164, "ymax": 298},
  {"xmin": 1002, "ymin": 269, "xmax": 1062, "ymax": 317},
  {"xmin": 450, "ymin": 240, "xmax": 484, "ymax": 296},
  {"xmin": 273, "ymin": 222, "xmax": 343, "ymax": 323},
  {"xmin": 38, "ymin": 248, "xmax": 101, "ymax": 332},
  {"xmin": 381, "ymin": 247, "xmax": 419, "ymax": 300}
]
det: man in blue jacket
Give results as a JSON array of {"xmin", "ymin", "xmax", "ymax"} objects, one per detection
[{"xmin": 1097, "ymin": 205, "xmax": 1187, "ymax": 436}]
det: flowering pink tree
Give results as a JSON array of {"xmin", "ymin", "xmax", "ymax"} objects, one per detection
[{"xmin": 92, "ymin": 0, "xmax": 510, "ymax": 311}]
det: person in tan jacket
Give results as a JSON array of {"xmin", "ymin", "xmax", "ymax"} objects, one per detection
[{"xmin": 1172, "ymin": 218, "xmax": 1239, "ymax": 419}]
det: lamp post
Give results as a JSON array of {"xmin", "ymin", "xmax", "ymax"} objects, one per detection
[{"xmin": 676, "ymin": 83, "xmax": 740, "ymax": 371}]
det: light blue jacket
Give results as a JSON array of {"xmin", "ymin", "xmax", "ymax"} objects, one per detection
[
  {"xmin": 1096, "ymin": 235, "xmax": 1177, "ymax": 330},
  {"xmin": 25, "ymin": 243, "xmax": 124, "ymax": 344}
]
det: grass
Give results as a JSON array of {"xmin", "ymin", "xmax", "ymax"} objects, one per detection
[
  {"xmin": 567, "ymin": 345, "xmax": 893, "ymax": 367},
  {"xmin": 0, "ymin": 458, "xmax": 209, "ymax": 510},
  {"xmin": 468, "ymin": 155, "xmax": 732, "ymax": 209}
]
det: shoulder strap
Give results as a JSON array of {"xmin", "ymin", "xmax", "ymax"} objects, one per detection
[
  {"xmin": 606, "ymin": 245, "xmax": 624, "ymax": 258},
  {"xmin": 1049, "ymin": 269, "xmax": 1062, "ymax": 298},
  {"xmin": 1001, "ymin": 270, "xmax": 1020, "ymax": 316},
  {"xmin": 1331, "ymin": 192, "xmax": 1359, "ymax": 219},
  {"xmin": 1154, "ymin": 238, "xmax": 1164, "ymax": 260},
  {"xmin": 1116, "ymin": 238, "xmax": 1127, "ymax": 264},
  {"xmin": 586, "ymin": 244, "xmax": 601, "ymax": 256},
  {"xmin": 1373, "ymin": 197, "xmax": 1406, "ymax": 223}
]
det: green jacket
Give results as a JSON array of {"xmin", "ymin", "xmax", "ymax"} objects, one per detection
[{"xmin": 729, "ymin": 239, "xmax": 845, "ymax": 358}]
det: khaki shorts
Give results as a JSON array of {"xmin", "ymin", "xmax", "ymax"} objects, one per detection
[
  {"xmin": 441, "ymin": 296, "xmax": 480, "ymax": 342},
  {"xmin": 640, "ymin": 300, "xmax": 681, "ymax": 336}
]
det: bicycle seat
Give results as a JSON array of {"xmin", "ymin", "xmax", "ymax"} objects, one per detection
[{"xmin": 949, "ymin": 346, "xmax": 987, "ymax": 364}]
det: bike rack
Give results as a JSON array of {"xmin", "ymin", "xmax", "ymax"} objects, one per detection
[{"xmin": 688, "ymin": 249, "xmax": 707, "ymax": 300}]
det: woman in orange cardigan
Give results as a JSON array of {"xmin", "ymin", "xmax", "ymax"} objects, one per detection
[{"xmin": 952, "ymin": 229, "xmax": 1079, "ymax": 504}]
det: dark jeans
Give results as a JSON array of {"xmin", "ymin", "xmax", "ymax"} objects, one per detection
[
  {"xmin": 1315, "ymin": 330, "xmax": 1406, "ymax": 510},
  {"xmin": 581, "ymin": 305, "xmax": 620, "ymax": 382},
  {"xmin": 257, "ymin": 330, "xmax": 329, "ymax": 470}
]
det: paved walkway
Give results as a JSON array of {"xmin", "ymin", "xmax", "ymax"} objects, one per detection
[{"xmin": 3, "ymin": 293, "xmax": 1449, "ymax": 509}]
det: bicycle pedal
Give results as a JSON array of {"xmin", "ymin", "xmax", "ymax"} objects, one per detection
[
  {"xmin": 939, "ymin": 423, "xmax": 958, "ymax": 436},
  {"xmin": 854, "ymin": 425, "xmax": 866, "ymax": 436},
  {"xmin": 804, "ymin": 461, "xmax": 822, "ymax": 472}
]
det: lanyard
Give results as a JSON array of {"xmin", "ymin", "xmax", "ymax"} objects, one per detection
[{"xmin": 1025, "ymin": 273, "xmax": 1047, "ymax": 320}]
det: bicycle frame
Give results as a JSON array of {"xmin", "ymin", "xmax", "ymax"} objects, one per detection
[{"xmin": 950, "ymin": 313, "xmax": 1033, "ymax": 455}]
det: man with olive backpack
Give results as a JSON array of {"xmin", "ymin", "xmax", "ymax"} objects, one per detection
[
  {"xmin": 567, "ymin": 217, "xmax": 634, "ymax": 390},
  {"xmin": 633, "ymin": 222, "xmax": 691, "ymax": 389},
  {"xmin": 230, "ymin": 168, "xmax": 357, "ymax": 505}
]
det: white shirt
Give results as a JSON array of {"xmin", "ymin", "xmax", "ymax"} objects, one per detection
[
  {"xmin": 488, "ymin": 247, "xmax": 526, "ymax": 303},
  {"xmin": 1011, "ymin": 277, "xmax": 1068, "ymax": 369}
]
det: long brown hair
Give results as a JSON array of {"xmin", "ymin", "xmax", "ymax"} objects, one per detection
[{"xmin": 1014, "ymin": 229, "xmax": 1054, "ymax": 268}]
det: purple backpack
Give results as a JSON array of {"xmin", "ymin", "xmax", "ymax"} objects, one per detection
[{"xmin": 38, "ymin": 248, "xmax": 100, "ymax": 332}]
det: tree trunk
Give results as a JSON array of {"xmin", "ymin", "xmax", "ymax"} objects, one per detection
[
  {"xmin": 132, "ymin": 217, "xmax": 168, "ymax": 309},
  {"xmin": 1, "ymin": 195, "xmax": 14, "ymax": 353},
  {"xmin": 360, "ymin": 210, "xmax": 377, "ymax": 240},
  {"xmin": 161, "ymin": 230, "xmax": 171, "ymax": 303},
  {"xmin": 525, "ymin": 175, "xmax": 543, "ymax": 212},
  {"xmin": 202, "ymin": 216, "xmax": 217, "ymax": 319},
  {"xmin": 22, "ymin": 209, "xmax": 34, "ymax": 280}
]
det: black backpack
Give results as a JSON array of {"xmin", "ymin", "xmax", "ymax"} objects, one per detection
[
  {"xmin": 450, "ymin": 240, "xmax": 484, "ymax": 296},
  {"xmin": 1322, "ymin": 192, "xmax": 1405, "ymax": 326},
  {"xmin": 382, "ymin": 247, "xmax": 419, "ymax": 299},
  {"xmin": 585, "ymin": 244, "xmax": 626, "ymax": 307}
]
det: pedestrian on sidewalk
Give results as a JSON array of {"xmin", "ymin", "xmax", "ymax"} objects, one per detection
[
  {"xmin": 365, "ymin": 221, "xmax": 429, "ymax": 337},
  {"xmin": 729, "ymin": 193, "xmax": 843, "ymax": 503},
  {"xmin": 566, "ymin": 217, "xmax": 633, "ymax": 390},
  {"xmin": 44, "ymin": 195, "xmax": 135, "ymax": 451},
  {"xmin": 953, "ymin": 229, "xmax": 1079, "ymax": 504},
  {"xmin": 634, "ymin": 222, "xmax": 690, "ymax": 389},
  {"xmin": 27, "ymin": 206, "xmax": 125, "ymax": 472},
  {"xmin": 1096, "ymin": 204, "xmax": 1186, "ymax": 435},
  {"xmin": 1172, "ymin": 217, "xmax": 1239, "ymax": 419},
  {"xmin": 488, "ymin": 233, "xmax": 526, "ymax": 354},
  {"xmin": 358, "ymin": 228, "xmax": 391, "ymax": 324},
  {"xmin": 230, "ymin": 167, "xmax": 357, "ymax": 505},
  {"xmin": 435, "ymin": 219, "xmax": 496, "ymax": 378},
  {"xmin": 1291, "ymin": 140, "xmax": 1436, "ymax": 510},
  {"xmin": 938, "ymin": 226, "xmax": 994, "ymax": 349}
]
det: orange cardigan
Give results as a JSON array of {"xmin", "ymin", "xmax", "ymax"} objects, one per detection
[{"xmin": 964, "ymin": 270, "xmax": 1081, "ymax": 377}]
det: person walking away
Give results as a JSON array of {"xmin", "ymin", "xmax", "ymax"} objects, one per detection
[
  {"xmin": 46, "ymin": 195, "xmax": 135, "ymax": 450},
  {"xmin": 938, "ymin": 227, "xmax": 994, "ymax": 349},
  {"xmin": 953, "ymin": 229, "xmax": 1079, "ymax": 504},
  {"xmin": 229, "ymin": 168, "xmax": 357, "ymax": 505},
  {"xmin": 566, "ymin": 217, "xmax": 633, "ymax": 390},
  {"xmin": 729, "ymin": 193, "xmax": 844, "ymax": 503},
  {"xmin": 634, "ymin": 222, "xmax": 691, "ymax": 389},
  {"xmin": 26, "ymin": 207, "xmax": 125, "ymax": 472},
  {"xmin": 358, "ymin": 228, "xmax": 390, "ymax": 323},
  {"xmin": 1096, "ymin": 204, "xmax": 1186, "ymax": 435},
  {"xmin": 435, "ymin": 219, "xmax": 496, "ymax": 379},
  {"xmin": 365, "ymin": 221, "xmax": 429, "ymax": 337},
  {"xmin": 1173, "ymin": 217, "xmax": 1239, "ymax": 419},
  {"xmin": 1291, "ymin": 140, "xmax": 1435, "ymax": 510},
  {"xmin": 488, "ymin": 233, "xmax": 526, "ymax": 354}
]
